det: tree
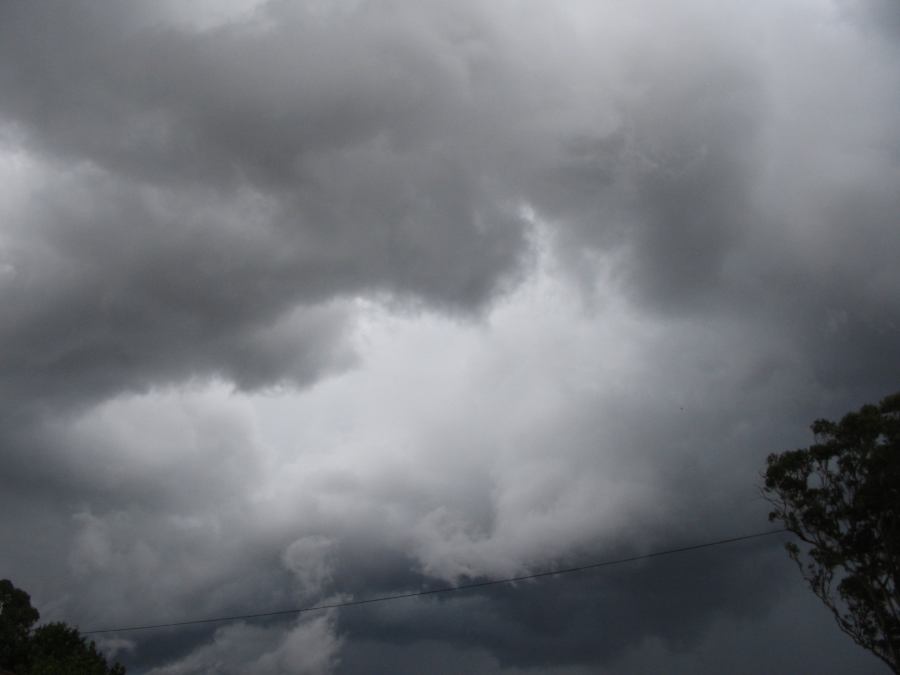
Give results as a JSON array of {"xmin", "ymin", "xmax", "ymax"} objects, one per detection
[
  {"xmin": 28, "ymin": 623, "xmax": 125, "ymax": 675},
  {"xmin": 0, "ymin": 579, "xmax": 125, "ymax": 675},
  {"xmin": 0, "ymin": 580, "xmax": 39, "ymax": 673},
  {"xmin": 763, "ymin": 392, "xmax": 900, "ymax": 673}
]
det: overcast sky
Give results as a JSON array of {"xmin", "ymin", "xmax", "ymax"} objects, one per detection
[{"xmin": 1, "ymin": 0, "xmax": 898, "ymax": 673}]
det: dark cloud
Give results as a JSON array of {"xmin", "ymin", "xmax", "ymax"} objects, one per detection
[
  {"xmin": 529, "ymin": 50, "xmax": 765, "ymax": 312},
  {"xmin": 335, "ymin": 536, "xmax": 788, "ymax": 668},
  {"xmin": 0, "ymin": 0, "xmax": 530, "ymax": 414},
  {"xmin": 1, "ymin": 1, "xmax": 899, "ymax": 673}
]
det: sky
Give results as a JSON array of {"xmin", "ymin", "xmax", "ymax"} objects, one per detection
[{"xmin": 0, "ymin": 0, "xmax": 898, "ymax": 673}]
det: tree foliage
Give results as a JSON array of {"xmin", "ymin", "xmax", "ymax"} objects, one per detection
[
  {"xmin": 0, "ymin": 580, "xmax": 39, "ymax": 673},
  {"xmin": 763, "ymin": 392, "xmax": 900, "ymax": 673},
  {"xmin": 0, "ymin": 579, "xmax": 125, "ymax": 675}
]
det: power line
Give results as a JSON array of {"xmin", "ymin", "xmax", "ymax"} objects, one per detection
[{"xmin": 82, "ymin": 528, "xmax": 788, "ymax": 635}]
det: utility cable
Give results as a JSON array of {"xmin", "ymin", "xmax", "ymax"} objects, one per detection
[{"xmin": 82, "ymin": 528, "xmax": 788, "ymax": 635}]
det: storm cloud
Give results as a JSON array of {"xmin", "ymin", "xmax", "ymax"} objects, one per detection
[{"xmin": 1, "ymin": 0, "xmax": 898, "ymax": 673}]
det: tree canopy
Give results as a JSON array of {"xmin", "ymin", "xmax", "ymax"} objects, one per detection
[
  {"xmin": 763, "ymin": 392, "xmax": 900, "ymax": 673},
  {"xmin": 0, "ymin": 579, "xmax": 125, "ymax": 675}
]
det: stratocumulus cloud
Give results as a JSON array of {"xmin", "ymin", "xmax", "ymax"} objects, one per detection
[{"xmin": 1, "ymin": 1, "xmax": 898, "ymax": 673}]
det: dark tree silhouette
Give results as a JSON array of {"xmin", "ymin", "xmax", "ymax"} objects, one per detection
[
  {"xmin": 0, "ymin": 579, "xmax": 125, "ymax": 675},
  {"xmin": 0, "ymin": 580, "xmax": 39, "ymax": 673},
  {"xmin": 28, "ymin": 622, "xmax": 125, "ymax": 675},
  {"xmin": 763, "ymin": 393, "xmax": 900, "ymax": 673}
]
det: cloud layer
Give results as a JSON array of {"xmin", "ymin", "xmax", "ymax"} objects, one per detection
[{"xmin": 1, "ymin": 0, "xmax": 898, "ymax": 673}]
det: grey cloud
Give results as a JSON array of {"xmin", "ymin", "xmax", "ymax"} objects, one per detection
[
  {"xmin": 2, "ymin": 0, "xmax": 900, "ymax": 673},
  {"xmin": 531, "ymin": 56, "xmax": 765, "ymax": 312},
  {"xmin": 0, "ymin": 0, "xmax": 530, "ymax": 415},
  {"xmin": 143, "ymin": 615, "xmax": 342, "ymax": 675},
  {"xmin": 842, "ymin": 0, "xmax": 900, "ymax": 41},
  {"xmin": 0, "ymin": 153, "xmax": 521, "ymax": 414},
  {"xmin": 334, "ymin": 537, "xmax": 792, "ymax": 669}
]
